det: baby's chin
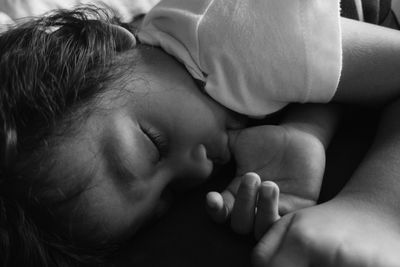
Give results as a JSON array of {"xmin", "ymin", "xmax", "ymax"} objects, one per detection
[
  {"xmin": 170, "ymin": 172, "xmax": 213, "ymax": 193},
  {"xmin": 169, "ymin": 168, "xmax": 214, "ymax": 193}
]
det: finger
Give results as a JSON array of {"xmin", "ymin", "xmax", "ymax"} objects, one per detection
[
  {"xmin": 231, "ymin": 172, "xmax": 261, "ymax": 234},
  {"xmin": 252, "ymin": 214, "xmax": 294, "ymax": 267},
  {"xmin": 206, "ymin": 176, "xmax": 242, "ymax": 223},
  {"xmin": 253, "ymin": 214, "xmax": 311, "ymax": 267},
  {"xmin": 224, "ymin": 174, "xmax": 242, "ymax": 196},
  {"xmin": 254, "ymin": 181, "xmax": 281, "ymax": 240},
  {"xmin": 267, "ymin": 232, "xmax": 310, "ymax": 267},
  {"xmin": 206, "ymin": 191, "xmax": 229, "ymax": 223}
]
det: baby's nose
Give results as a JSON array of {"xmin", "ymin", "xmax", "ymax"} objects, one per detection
[
  {"xmin": 171, "ymin": 144, "xmax": 213, "ymax": 187},
  {"xmin": 186, "ymin": 144, "xmax": 213, "ymax": 178},
  {"xmin": 191, "ymin": 144, "xmax": 208, "ymax": 162}
]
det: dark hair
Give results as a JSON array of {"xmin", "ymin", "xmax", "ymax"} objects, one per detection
[{"xmin": 0, "ymin": 6, "xmax": 138, "ymax": 266}]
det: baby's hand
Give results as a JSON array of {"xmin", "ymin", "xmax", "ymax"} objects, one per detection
[
  {"xmin": 207, "ymin": 172, "xmax": 280, "ymax": 239},
  {"xmin": 207, "ymin": 125, "xmax": 325, "ymax": 224}
]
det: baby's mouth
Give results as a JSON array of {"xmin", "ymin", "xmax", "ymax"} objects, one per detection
[
  {"xmin": 205, "ymin": 135, "xmax": 231, "ymax": 165},
  {"xmin": 211, "ymin": 147, "xmax": 231, "ymax": 165}
]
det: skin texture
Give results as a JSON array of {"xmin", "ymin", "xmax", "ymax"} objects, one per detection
[{"xmin": 53, "ymin": 47, "xmax": 242, "ymax": 241}]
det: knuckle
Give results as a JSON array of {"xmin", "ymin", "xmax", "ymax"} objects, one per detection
[{"xmin": 287, "ymin": 214, "xmax": 317, "ymax": 247}]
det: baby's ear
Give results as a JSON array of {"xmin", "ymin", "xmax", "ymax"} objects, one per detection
[{"xmin": 110, "ymin": 24, "xmax": 137, "ymax": 52}]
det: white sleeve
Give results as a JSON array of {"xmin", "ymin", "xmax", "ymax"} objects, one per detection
[
  {"xmin": 139, "ymin": 0, "xmax": 342, "ymax": 116},
  {"xmin": 0, "ymin": 11, "xmax": 13, "ymax": 30}
]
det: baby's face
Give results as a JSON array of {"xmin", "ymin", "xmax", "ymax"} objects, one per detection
[{"xmin": 54, "ymin": 48, "xmax": 241, "ymax": 242}]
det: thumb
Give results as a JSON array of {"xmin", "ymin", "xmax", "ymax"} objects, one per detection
[
  {"xmin": 252, "ymin": 214, "xmax": 294, "ymax": 267},
  {"xmin": 205, "ymin": 175, "xmax": 242, "ymax": 223}
]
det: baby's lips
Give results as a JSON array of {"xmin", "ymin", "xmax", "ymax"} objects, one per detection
[{"xmin": 205, "ymin": 136, "xmax": 231, "ymax": 165}]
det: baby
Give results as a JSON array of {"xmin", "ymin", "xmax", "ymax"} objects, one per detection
[
  {"xmin": 1, "ymin": 2, "xmax": 400, "ymax": 267},
  {"xmin": 136, "ymin": 0, "xmax": 347, "ymax": 236},
  {"xmin": 137, "ymin": 0, "xmax": 400, "ymax": 236}
]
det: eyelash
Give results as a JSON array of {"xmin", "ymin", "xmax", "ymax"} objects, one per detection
[{"xmin": 141, "ymin": 126, "xmax": 169, "ymax": 159}]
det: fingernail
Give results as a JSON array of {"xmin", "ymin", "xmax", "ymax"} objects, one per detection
[
  {"xmin": 206, "ymin": 192, "xmax": 221, "ymax": 210},
  {"xmin": 260, "ymin": 181, "xmax": 278, "ymax": 197},
  {"xmin": 243, "ymin": 173, "xmax": 261, "ymax": 186}
]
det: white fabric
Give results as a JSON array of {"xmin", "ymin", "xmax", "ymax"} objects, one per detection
[
  {"xmin": 139, "ymin": 0, "xmax": 342, "ymax": 116},
  {"xmin": 0, "ymin": 0, "xmax": 160, "ymax": 22},
  {"xmin": 0, "ymin": 11, "xmax": 12, "ymax": 32}
]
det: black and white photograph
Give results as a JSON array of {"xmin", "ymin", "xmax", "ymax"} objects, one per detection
[{"xmin": 1, "ymin": 0, "xmax": 400, "ymax": 266}]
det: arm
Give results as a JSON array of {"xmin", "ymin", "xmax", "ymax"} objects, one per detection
[
  {"xmin": 279, "ymin": 103, "xmax": 341, "ymax": 149},
  {"xmin": 252, "ymin": 97, "xmax": 400, "ymax": 267},
  {"xmin": 338, "ymin": 99, "xmax": 400, "ymax": 217},
  {"xmin": 334, "ymin": 18, "xmax": 400, "ymax": 106}
]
